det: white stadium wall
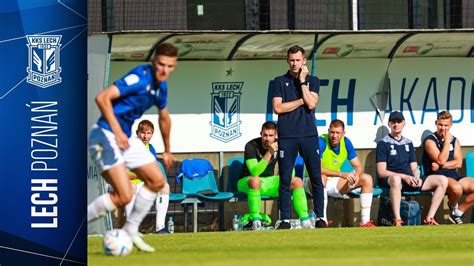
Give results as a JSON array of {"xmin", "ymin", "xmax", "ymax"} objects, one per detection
[{"xmin": 109, "ymin": 57, "xmax": 473, "ymax": 153}]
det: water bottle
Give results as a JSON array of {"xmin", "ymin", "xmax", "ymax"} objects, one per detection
[
  {"xmin": 167, "ymin": 217, "xmax": 175, "ymax": 234},
  {"xmin": 252, "ymin": 220, "xmax": 262, "ymax": 231},
  {"xmin": 309, "ymin": 210, "xmax": 317, "ymax": 227},
  {"xmin": 295, "ymin": 219, "xmax": 302, "ymax": 229},
  {"xmin": 414, "ymin": 167, "xmax": 421, "ymax": 179},
  {"xmin": 232, "ymin": 214, "xmax": 240, "ymax": 231},
  {"xmin": 290, "ymin": 219, "xmax": 301, "ymax": 229},
  {"xmin": 414, "ymin": 167, "xmax": 421, "ymax": 187}
]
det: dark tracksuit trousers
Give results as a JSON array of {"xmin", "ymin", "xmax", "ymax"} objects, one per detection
[{"xmin": 278, "ymin": 136, "xmax": 323, "ymax": 219}]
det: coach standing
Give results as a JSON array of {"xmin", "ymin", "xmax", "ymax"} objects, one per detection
[{"xmin": 272, "ymin": 45, "xmax": 326, "ymax": 229}]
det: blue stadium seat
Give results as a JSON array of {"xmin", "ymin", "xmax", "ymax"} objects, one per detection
[
  {"xmin": 226, "ymin": 157, "xmax": 245, "ymax": 200},
  {"xmin": 294, "ymin": 155, "xmax": 305, "ymax": 178},
  {"xmin": 179, "ymin": 158, "xmax": 234, "ymax": 232},
  {"xmin": 180, "ymin": 158, "xmax": 233, "ymax": 202},
  {"xmin": 466, "ymin": 151, "xmax": 474, "ymax": 177},
  {"xmin": 466, "ymin": 151, "xmax": 474, "ymax": 223}
]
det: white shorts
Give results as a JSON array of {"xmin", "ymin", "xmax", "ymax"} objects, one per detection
[
  {"xmin": 88, "ymin": 124, "xmax": 155, "ymax": 173},
  {"xmin": 304, "ymin": 176, "xmax": 360, "ymax": 199}
]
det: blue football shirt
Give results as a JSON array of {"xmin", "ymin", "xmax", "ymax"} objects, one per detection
[
  {"xmin": 97, "ymin": 64, "xmax": 168, "ymax": 137},
  {"xmin": 376, "ymin": 134, "xmax": 416, "ymax": 176}
]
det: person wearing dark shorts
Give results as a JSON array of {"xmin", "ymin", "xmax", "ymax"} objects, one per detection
[
  {"xmin": 376, "ymin": 111, "xmax": 447, "ymax": 226},
  {"xmin": 272, "ymin": 45, "xmax": 324, "ymax": 229},
  {"xmin": 422, "ymin": 110, "xmax": 474, "ymax": 224}
]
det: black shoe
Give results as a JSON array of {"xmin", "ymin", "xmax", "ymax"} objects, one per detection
[
  {"xmin": 242, "ymin": 221, "xmax": 253, "ymax": 230},
  {"xmin": 315, "ymin": 218, "xmax": 327, "ymax": 228},
  {"xmin": 448, "ymin": 212, "xmax": 463, "ymax": 224},
  {"xmin": 276, "ymin": 220, "xmax": 291, "ymax": 230}
]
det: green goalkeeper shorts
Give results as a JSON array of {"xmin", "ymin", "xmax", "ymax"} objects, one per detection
[{"xmin": 237, "ymin": 175, "xmax": 279, "ymax": 197}]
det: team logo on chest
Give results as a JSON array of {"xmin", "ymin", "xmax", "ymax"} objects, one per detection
[
  {"xmin": 210, "ymin": 82, "xmax": 243, "ymax": 143},
  {"xmin": 26, "ymin": 35, "xmax": 62, "ymax": 88},
  {"xmin": 390, "ymin": 145, "xmax": 397, "ymax": 156}
]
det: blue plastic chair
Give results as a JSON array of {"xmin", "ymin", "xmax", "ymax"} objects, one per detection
[
  {"xmin": 180, "ymin": 158, "xmax": 234, "ymax": 202},
  {"xmin": 294, "ymin": 155, "xmax": 305, "ymax": 178},
  {"xmin": 466, "ymin": 151, "xmax": 474, "ymax": 177},
  {"xmin": 467, "ymin": 151, "xmax": 474, "ymax": 222},
  {"xmin": 157, "ymin": 161, "xmax": 186, "ymax": 202},
  {"xmin": 226, "ymin": 157, "xmax": 246, "ymax": 200},
  {"xmin": 178, "ymin": 158, "xmax": 234, "ymax": 232}
]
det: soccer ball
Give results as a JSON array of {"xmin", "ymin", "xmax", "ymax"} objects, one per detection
[{"xmin": 103, "ymin": 229, "xmax": 133, "ymax": 256}]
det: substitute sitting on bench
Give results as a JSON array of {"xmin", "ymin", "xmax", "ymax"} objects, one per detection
[{"xmin": 376, "ymin": 111, "xmax": 447, "ymax": 226}]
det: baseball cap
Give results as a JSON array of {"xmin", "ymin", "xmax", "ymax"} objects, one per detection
[{"xmin": 388, "ymin": 111, "xmax": 405, "ymax": 122}]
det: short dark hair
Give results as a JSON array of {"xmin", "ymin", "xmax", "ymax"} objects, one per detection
[
  {"xmin": 329, "ymin": 119, "xmax": 345, "ymax": 130},
  {"xmin": 154, "ymin": 43, "xmax": 178, "ymax": 57},
  {"xmin": 261, "ymin": 121, "xmax": 277, "ymax": 131},
  {"xmin": 287, "ymin": 45, "xmax": 306, "ymax": 57}
]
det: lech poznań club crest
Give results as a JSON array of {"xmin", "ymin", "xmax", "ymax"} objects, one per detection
[
  {"xmin": 210, "ymin": 82, "xmax": 243, "ymax": 142},
  {"xmin": 26, "ymin": 35, "xmax": 62, "ymax": 88}
]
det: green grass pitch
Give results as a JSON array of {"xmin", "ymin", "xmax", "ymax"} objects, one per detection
[{"xmin": 88, "ymin": 224, "xmax": 474, "ymax": 265}]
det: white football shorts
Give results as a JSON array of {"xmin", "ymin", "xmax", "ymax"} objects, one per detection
[
  {"xmin": 304, "ymin": 176, "xmax": 360, "ymax": 199},
  {"xmin": 88, "ymin": 124, "xmax": 155, "ymax": 173}
]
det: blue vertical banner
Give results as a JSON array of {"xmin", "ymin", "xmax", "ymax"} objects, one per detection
[{"xmin": 0, "ymin": 1, "xmax": 87, "ymax": 265}]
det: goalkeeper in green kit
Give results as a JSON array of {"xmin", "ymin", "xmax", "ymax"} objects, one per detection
[{"xmin": 238, "ymin": 121, "xmax": 313, "ymax": 230}]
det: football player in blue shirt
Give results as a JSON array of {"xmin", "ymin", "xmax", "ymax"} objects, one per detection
[{"xmin": 87, "ymin": 43, "xmax": 178, "ymax": 252}]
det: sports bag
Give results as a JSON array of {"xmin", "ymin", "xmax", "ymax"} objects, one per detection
[{"xmin": 377, "ymin": 198, "xmax": 421, "ymax": 226}]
